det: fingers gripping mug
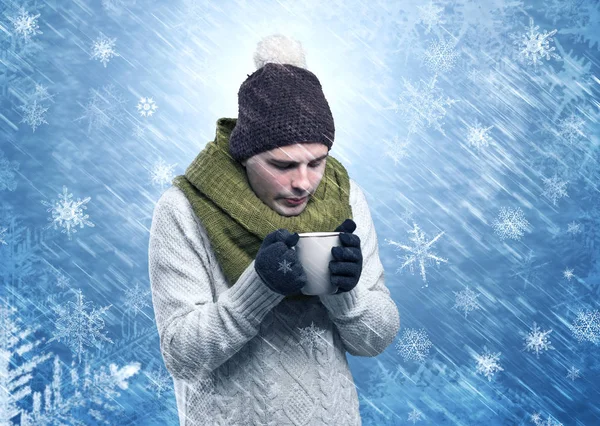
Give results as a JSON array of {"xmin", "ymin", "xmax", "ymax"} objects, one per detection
[{"xmin": 293, "ymin": 232, "xmax": 341, "ymax": 295}]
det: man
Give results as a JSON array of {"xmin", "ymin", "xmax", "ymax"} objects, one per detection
[{"xmin": 149, "ymin": 34, "xmax": 400, "ymax": 426}]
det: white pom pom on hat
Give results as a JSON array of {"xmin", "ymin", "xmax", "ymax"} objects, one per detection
[{"xmin": 253, "ymin": 34, "xmax": 308, "ymax": 70}]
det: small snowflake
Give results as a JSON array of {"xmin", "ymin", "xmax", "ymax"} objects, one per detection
[
  {"xmin": 144, "ymin": 366, "xmax": 172, "ymax": 398},
  {"xmin": 422, "ymin": 38, "xmax": 459, "ymax": 74},
  {"xmin": 474, "ymin": 348, "xmax": 504, "ymax": 381},
  {"xmin": 137, "ymin": 97, "xmax": 158, "ymax": 117},
  {"xmin": 466, "ymin": 121, "xmax": 494, "ymax": 150},
  {"xmin": 91, "ymin": 33, "xmax": 119, "ymax": 67},
  {"xmin": 566, "ymin": 366, "xmax": 580, "ymax": 381},
  {"xmin": 542, "ymin": 174, "xmax": 568, "ymax": 206},
  {"xmin": 123, "ymin": 281, "xmax": 151, "ymax": 317},
  {"xmin": 0, "ymin": 226, "xmax": 6, "ymax": 245},
  {"xmin": 530, "ymin": 412, "xmax": 563, "ymax": 426},
  {"xmin": 0, "ymin": 150, "xmax": 20, "ymax": 191},
  {"xmin": 523, "ymin": 322, "xmax": 554, "ymax": 358},
  {"xmin": 395, "ymin": 328, "xmax": 433, "ymax": 363},
  {"xmin": 570, "ymin": 310, "xmax": 600, "ymax": 345},
  {"xmin": 297, "ymin": 321, "xmax": 326, "ymax": 355},
  {"xmin": 385, "ymin": 222, "xmax": 447, "ymax": 287},
  {"xmin": 417, "ymin": 1, "xmax": 444, "ymax": 34},
  {"xmin": 47, "ymin": 289, "xmax": 113, "ymax": 363},
  {"xmin": 566, "ymin": 221, "xmax": 582, "ymax": 235},
  {"xmin": 556, "ymin": 114, "xmax": 586, "ymax": 145},
  {"xmin": 19, "ymin": 100, "xmax": 49, "ymax": 132},
  {"xmin": 453, "ymin": 286, "xmax": 481, "ymax": 318},
  {"xmin": 407, "ymin": 408, "xmax": 423, "ymax": 424},
  {"xmin": 150, "ymin": 158, "xmax": 177, "ymax": 190},
  {"xmin": 389, "ymin": 75, "xmax": 458, "ymax": 136},
  {"xmin": 562, "ymin": 267, "xmax": 574, "ymax": 281},
  {"xmin": 77, "ymin": 84, "xmax": 126, "ymax": 134},
  {"xmin": 383, "ymin": 134, "xmax": 410, "ymax": 165},
  {"xmin": 512, "ymin": 17, "xmax": 561, "ymax": 69},
  {"xmin": 278, "ymin": 259, "xmax": 293, "ymax": 275},
  {"xmin": 41, "ymin": 186, "xmax": 95, "ymax": 240},
  {"xmin": 510, "ymin": 250, "xmax": 546, "ymax": 288},
  {"xmin": 492, "ymin": 206, "xmax": 530, "ymax": 241},
  {"xmin": 9, "ymin": 8, "xmax": 42, "ymax": 41}
]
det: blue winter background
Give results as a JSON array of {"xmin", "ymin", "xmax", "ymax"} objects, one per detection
[{"xmin": 1, "ymin": 0, "xmax": 600, "ymax": 424}]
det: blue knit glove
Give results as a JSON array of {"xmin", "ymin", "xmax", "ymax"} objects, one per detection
[
  {"xmin": 255, "ymin": 229, "xmax": 308, "ymax": 296},
  {"xmin": 330, "ymin": 219, "xmax": 363, "ymax": 294}
]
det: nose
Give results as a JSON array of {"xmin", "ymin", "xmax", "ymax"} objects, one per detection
[{"xmin": 291, "ymin": 164, "xmax": 310, "ymax": 196}]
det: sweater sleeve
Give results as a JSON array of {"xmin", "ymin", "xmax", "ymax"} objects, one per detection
[
  {"xmin": 148, "ymin": 192, "xmax": 285, "ymax": 382},
  {"xmin": 318, "ymin": 181, "xmax": 400, "ymax": 357}
]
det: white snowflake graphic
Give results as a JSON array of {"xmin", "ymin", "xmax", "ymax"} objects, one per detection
[
  {"xmin": 278, "ymin": 259, "xmax": 293, "ymax": 275},
  {"xmin": 542, "ymin": 174, "xmax": 568, "ymax": 206},
  {"xmin": 492, "ymin": 206, "xmax": 530, "ymax": 241},
  {"xmin": 395, "ymin": 328, "xmax": 433, "ymax": 363},
  {"xmin": 123, "ymin": 281, "xmax": 151, "ymax": 317},
  {"xmin": 466, "ymin": 121, "xmax": 494, "ymax": 150},
  {"xmin": 422, "ymin": 38, "xmax": 459, "ymax": 74},
  {"xmin": 523, "ymin": 322, "xmax": 554, "ymax": 358},
  {"xmin": 0, "ymin": 150, "xmax": 20, "ymax": 191},
  {"xmin": 513, "ymin": 17, "xmax": 561, "ymax": 68},
  {"xmin": 510, "ymin": 250, "xmax": 547, "ymax": 288},
  {"xmin": 297, "ymin": 321, "xmax": 326, "ymax": 355},
  {"xmin": 77, "ymin": 84, "xmax": 126, "ymax": 134},
  {"xmin": 453, "ymin": 286, "xmax": 481, "ymax": 318},
  {"xmin": 570, "ymin": 310, "xmax": 600, "ymax": 345},
  {"xmin": 407, "ymin": 407, "xmax": 423, "ymax": 424},
  {"xmin": 530, "ymin": 412, "xmax": 563, "ymax": 426},
  {"xmin": 566, "ymin": 221, "xmax": 582, "ymax": 235},
  {"xmin": 382, "ymin": 134, "xmax": 410, "ymax": 165},
  {"xmin": 562, "ymin": 267, "xmax": 574, "ymax": 281},
  {"xmin": 91, "ymin": 33, "xmax": 119, "ymax": 67},
  {"xmin": 389, "ymin": 75, "xmax": 458, "ymax": 136},
  {"xmin": 474, "ymin": 348, "xmax": 504, "ymax": 381},
  {"xmin": 144, "ymin": 365, "xmax": 173, "ymax": 398},
  {"xmin": 385, "ymin": 222, "xmax": 448, "ymax": 287},
  {"xmin": 47, "ymin": 289, "xmax": 113, "ymax": 363},
  {"xmin": 566, "ymin": 366, "xmax": 580, "ymax": 381},
  {"xmin": 53, "ymin": 270, "xmax": 71, "ymax": 289},
  {"xmin": 150, "ymin": 158, "xmax": 177, "ymax": 189},
  {"xmin": 19, "ymin": 100, "xmax": 49, "ymax": 132},
  {"xmin": 556, "ymin": 113, "xmax": 586, "ymax": 145},
  {"xmin": 31, "ymin": 82, "xmax": 54, "ymax": 102},
  {"xmin": 9, "ymin": 7, "xmax": 42, "ymax": 41},
  {"xmin": 417, "ymin": 1, "xmax": 445, "ymax": 34},
  {"xmin": 41, "ymin": 186, "xmax": 95, "ymax": 240},
  {"xmin": 137, "ymin": 97, "xmax": 158, "ymax": 117}
]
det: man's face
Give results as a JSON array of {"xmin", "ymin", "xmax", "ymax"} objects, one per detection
[{"xmin": 241, "ymin": 143, "xmax": 329, "ymax": 217}]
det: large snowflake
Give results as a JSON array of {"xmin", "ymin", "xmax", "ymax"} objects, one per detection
[
  {"xmin": 385, "ymin": 222, "xmax": 447, "ymax": 286},
  {"xmin": 570, "ymin": 310, "xmax": 600, "ymax": 345},
  {"xmin": 390, "ymin": 75, "xmax": 458, "ymax": 136},
  {"xmin": 492, "ymin": 207, "xmax": 530, "ymax": 241},
  {"xmin": 474, "ymin": 348, "xmax": 503, "ymax": 381},
  {"xmin": 8, "ymin": 7, "xmax": 42, "ymax": 41},
  {"xmin": 91, "ymin": 33, "xmax": 119, "ymax": 67},
  {"xmin": 466, "ymin": 121, "xmax": 494, "ymax": 150},
  {"xmin": 453, "ymin": 286, "xmax": 481, "ymax": 318},
  {"xmin": 41, "ymin": 186, "xmax": 95, "ymax": 240},
  {"xmin": 0, "ymin": 150, "xmax": 20, "ymax": 191},
  {"xmin": 542, "ymin": 174, "xmax": 568, "ymax": 206},
  {"xmin": 523, "ymin": 322, "xmax": 554, "ymax": 358},
  {"xmin": 48, "ymin": 289, "xmax": 113, "ymax": 363},
  {"xmin": 297, "ymin": 321, "xmax": 327, "ymax": 355},
  {"xmin": 512, "ymin": 17, "xmax": 561, "ymax": 68},
  {"xmin": 19, "ymin": 99, "xmax": 49, "ymax": 132},
  {"xmin": 150, "ymin": 158, "xmax": 177, "ymax": 189},
  {"xmin": 395, "ymin": 328, "xmax": 433, "ymax": 363},
  {"xmin": 422, "ymin": 38, "xmax": 459, "ymax": 74}
]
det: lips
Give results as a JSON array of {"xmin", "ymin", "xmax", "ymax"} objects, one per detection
[{"xmin": 284, "ymin": 196, "xmax": 307, "ymax": 205}]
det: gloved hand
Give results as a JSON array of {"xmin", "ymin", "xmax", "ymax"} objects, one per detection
[
  {"xmin": 254, "ymin": 229, "xmax": 308, "ymax": 296},
  {"xmin": 330, "ymin": 219, "xmax": 363, "ymax": 294}
]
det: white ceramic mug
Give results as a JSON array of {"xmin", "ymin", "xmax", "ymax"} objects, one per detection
[{"xmin": 293, "ymin": 231, "xmax": 341, "ymax": 295}]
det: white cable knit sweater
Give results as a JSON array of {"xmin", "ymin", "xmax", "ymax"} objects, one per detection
[{"xmin": 148, "ymin": 178, "xmax": 400, "ymax": 426}]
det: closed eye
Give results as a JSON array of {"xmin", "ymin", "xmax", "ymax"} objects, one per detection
[{"xmin": 275, "ymin": 161, "xmax": 323, "ymax": 170}]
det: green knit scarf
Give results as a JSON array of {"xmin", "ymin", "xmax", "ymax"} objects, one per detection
[{"xmin": 172, "ymin": 117, "xmax": 353, "ymax": 302}]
